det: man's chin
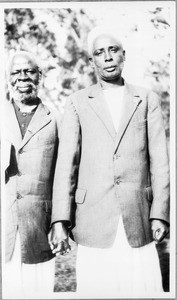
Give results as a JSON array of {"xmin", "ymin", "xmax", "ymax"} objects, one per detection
[
  {"xmin": 21, "ymin": 96, "xmax": 36, "ymax": 104},
  {"xmin": 12, "ymin": 91, "xmax": 38, "ymax": 104},
  {"xmin": 101, "ymin": 71, "xmax": 122, "ymax": 82}
]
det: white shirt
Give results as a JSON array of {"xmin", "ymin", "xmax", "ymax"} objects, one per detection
[{"xmin": 103, "ymin": 85, "xmax": 125, "ymax": 131}]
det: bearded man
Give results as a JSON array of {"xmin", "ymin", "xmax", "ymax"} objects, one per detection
[{"xmin": 2, "ymin": 51, "xmax": 62, "ymax": 298}]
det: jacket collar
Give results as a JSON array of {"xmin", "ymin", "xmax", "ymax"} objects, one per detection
[
  {"xmin": 20, "ymin": 100, "xmax": 51, "ymax": 149},
  {"xmin": 87, "ymin": 80, "xmax": 142, "ymax": 150},
  {"xmin": 114, "ymin": 82, "xmax": 142, "ymax": 153},
  {"xmin": 87, "ymin": 83, "xmax": 116, "ymax": 140},
  {"xmin": 4, "ymin": 99, "xmax": 51, "ymax": 150},
  {"xmin": 4, "ymin": 99, "xmax": 22, "ymax": 149}
]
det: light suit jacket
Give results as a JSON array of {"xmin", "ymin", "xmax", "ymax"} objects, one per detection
[
  {"xmin": 52, "ymin": 82, "xmax": 170, "ymax": 248},
  {"xmin": 3, "ymin": 99, "xmax": 61, "ymax": 263}
]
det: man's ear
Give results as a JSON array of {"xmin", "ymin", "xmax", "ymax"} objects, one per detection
[
  {"xmin": 89, "ymin": 57, "xmax": 95, "ymax": 69},
  {"xmin": 37, "ymin": 69, "xmax": 43, "ymax": 85},
  {"xmin": 123, "ymin": 50, "xmax": 126, "ymax": 61},
  {"xmin": 38, "ymin": 69, "xmax": 42, "ymax": 81}
]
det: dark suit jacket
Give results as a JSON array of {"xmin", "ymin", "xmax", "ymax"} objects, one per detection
[
  {"xmin": 3, "ymin": 99, "xmax": 61, "ymax": 263},
  {"xmin": 52, "ymin": 82, "xmax": 170, "ymax": 248}
]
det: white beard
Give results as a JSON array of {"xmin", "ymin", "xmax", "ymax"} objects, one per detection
[{"xmin": 9, "ymin": 84, "xmax": 39, "ymax": 105}]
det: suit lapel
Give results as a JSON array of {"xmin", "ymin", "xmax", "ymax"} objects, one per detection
[
  {"xmin": 20, "ymin": 101, "xmax": 51, "ymax": 149},
  {"xmin": 114, "ymin": 83, "xmax": 142, "ymax": 153},
  {"xmin": 87, "ymin": 84, "xmax": 116, "ymax": 141},
  {"xmin": 4, "ymin": 100, "xmax": 22, "ymax": 149}
]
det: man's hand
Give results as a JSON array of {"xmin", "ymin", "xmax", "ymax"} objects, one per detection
[
  {"xmin": 48, "ymin": 222, "xmax": 71, "ymax": 256},
  {"xmin": 151, "ymin": 219, "xmax": 169, "ymax": 243}
]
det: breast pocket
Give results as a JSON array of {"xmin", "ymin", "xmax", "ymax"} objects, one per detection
[
  {"xmin": 75, "ymin": 188, "xmax": 87, "ymax": 204},
  {"xmin": 35, "ymin": 133, "xmax": 57, "ymax": 146},
  {"xmin": 27, "ymin": 133, "xmax": 57, "ymax": 150},
  {"xmin": 132, "ymin": 119, "xmax": 147, "ymax": 128}
]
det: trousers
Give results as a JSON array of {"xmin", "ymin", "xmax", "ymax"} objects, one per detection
[
  {"xmin": 3, "ymin": 231, "xmax": 55, "ymax": 299},
  {"xmin": 76, "ymin": 216, "xmax": 163, "ymax": 298}
]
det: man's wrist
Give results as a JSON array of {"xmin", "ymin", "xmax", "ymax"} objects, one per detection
[
  {"xmin": 52, "ymin": 221, "xmax": 70, "ymax": 229},
  {"xmin": 150, "ymin": 218, "xmax": 170, "ymax": 227}
]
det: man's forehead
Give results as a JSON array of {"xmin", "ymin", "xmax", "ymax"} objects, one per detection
[
  {"xmin": 11, "ymin": 54, "xmax": 37, "ymax": 69},
  {"xmin": 93, "ymin": 34, "xmax": 122, "ymax": 50}
]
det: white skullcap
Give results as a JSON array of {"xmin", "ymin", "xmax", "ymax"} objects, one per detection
[
  {"xmin": 87, "ymin": 24, "xmax": 125, "ymax": 55},
  {"xmin": 6, "ymin": 50, "xmax": 42, "ymax": 78}
]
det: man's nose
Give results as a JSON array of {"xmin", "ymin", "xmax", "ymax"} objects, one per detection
[
  {"xmin": 104, "ymin": 51, "xmax": 113, "ymax": 62},
  {"xmin": 18, "ymin": 71, "xmax": 28, "ymax": 80}
]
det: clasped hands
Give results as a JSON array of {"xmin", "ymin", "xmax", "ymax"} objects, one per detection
[
  {"xmin": 48, "ymin": 219, "xmax": 169, "ymax": 255},
  {"xmin": 48, "ymin": 222, "xmax": 71, "ymax": 256},
  {"xmin": 151, "ymin": 219, "xmax": 169, "ymax": 243}
]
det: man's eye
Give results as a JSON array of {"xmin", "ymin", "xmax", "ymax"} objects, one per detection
[
  {"xmin": 10, "ymin": 69, "xmax": 37, "ymax": 76},
  {"xmin": 111, "ymin": 48, "xmax": 118, "ymax": 53},
  {"xmin": 94, "ymin": 51, "xmax": 103, "ymax": 56},
  {"xmin": 11, "ymin": 71, "xmax": 20, "ymax": 76},
  {"xmin": 26, "ymin": 69, "xmax": 36, "ymax": 74}
]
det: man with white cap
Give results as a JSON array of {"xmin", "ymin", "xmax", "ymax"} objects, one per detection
[
  {"xmin": 3, "ymin": 50, "xmax": 63, "ymax": 298},
  {"xmin": 50, "ymin": 25, "xmax": 170, "ymax": 297}
]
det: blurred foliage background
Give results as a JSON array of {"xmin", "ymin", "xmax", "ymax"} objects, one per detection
[{"xmin": 4, "ymin": 5, "xmax": 172, "ymax": 136}]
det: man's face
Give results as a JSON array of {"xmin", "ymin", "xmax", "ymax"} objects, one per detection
[
  {"xmin": 90, "ymin": 34, "xmax": 125, "ymax": 82},
  {"xmin": 9, "ymin": 54, "xmax": 41, "ymax": 104}
]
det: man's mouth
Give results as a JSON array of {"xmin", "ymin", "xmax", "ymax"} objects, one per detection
[
  {"xmin": 105, "ymin": 66, "xmax": 116, "ymax": 72},
  {"xmin": 17, "ymin": 85, "xmax": 32, "ymax": 92}
]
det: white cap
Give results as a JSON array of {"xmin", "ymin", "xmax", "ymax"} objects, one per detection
[
  {"xmin": 87, "ymin": 24, "xmax": 125, "ymax": 55},
  {"xmin": 6, "ymin": 50, "xmax": 42, "ymax": 78}
]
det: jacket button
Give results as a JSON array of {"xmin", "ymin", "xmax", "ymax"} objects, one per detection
[
  {"xmin": 114, "ymin": 177, "xmax": 121, "ymax": 185},
  {"xmin": 17, "ymin": 171, "xmax": 22, "ymax": 176},
  {"xmin": 16, "ymin": 193, "xmax": 22, "ymax": 199},
  {"xmin": 113, "ymin": 154, "xmax": 120, "ymax": 160}
]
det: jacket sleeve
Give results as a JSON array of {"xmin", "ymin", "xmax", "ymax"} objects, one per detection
[
  {"xmin": 51, "ymin": 96, "xmax": 81, "ymax": 226},
  {"xmin": 147, "ymin": 91, "xmax": 170, "ymax": 224}
]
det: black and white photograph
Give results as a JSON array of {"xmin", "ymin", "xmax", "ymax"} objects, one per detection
[{"xmin": 1, "ymin": 1, "xmax": 176, "ymax": 299}]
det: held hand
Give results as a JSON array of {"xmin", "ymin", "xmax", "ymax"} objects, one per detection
[
  {"xmin": 151, "ymin": 219, "xmax": 169, "ymax": 243},
  {"xmin": 48, "ymin": 222, "xmax": 71, "ymax": 256}
]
